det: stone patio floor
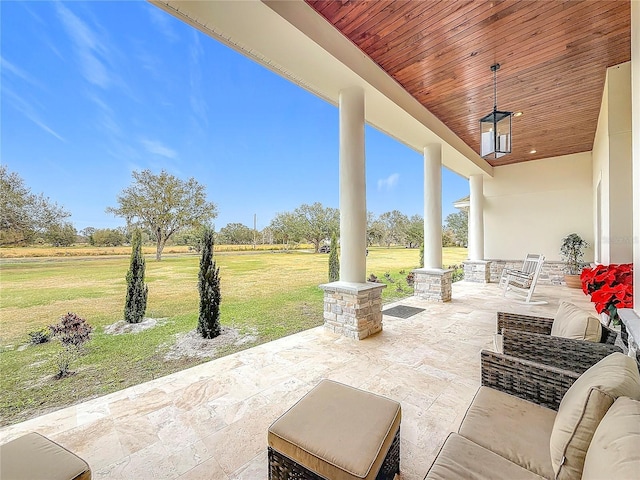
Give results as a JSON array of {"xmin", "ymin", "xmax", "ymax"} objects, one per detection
[{"xmin": 0, "ymin": 281, "xmax": 594, "ymax": 479}]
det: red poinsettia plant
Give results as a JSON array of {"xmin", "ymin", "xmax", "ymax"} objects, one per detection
[{"xmin": 580, "ymin": 263, "xmax": 633, "ymax": 321}]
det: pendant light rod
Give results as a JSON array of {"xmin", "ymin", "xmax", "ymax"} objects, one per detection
[{"xmin": 491, "ymin": 63, "xmax": 500, "ymax": 111}]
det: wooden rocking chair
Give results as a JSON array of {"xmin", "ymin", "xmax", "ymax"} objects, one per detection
[{"xmin": 500, "ymin": 253, "xmax": 547, "ymax": 305}]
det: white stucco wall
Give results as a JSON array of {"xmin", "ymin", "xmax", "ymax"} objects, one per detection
[
  {"xmin": 484, "ymin": 152, "xmax": 593, "ymax": 262},
  {"xmin": 592, "ymin": 62, "xmax": 633, "ymax": 265}
]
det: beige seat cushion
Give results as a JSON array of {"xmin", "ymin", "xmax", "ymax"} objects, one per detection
[
  {"xmin": 582, "ymin": 396, "xmax": 640, "ymax": 480},
  {"xmin": 0, "ymin": 432, "xmax": 91, "ymax": 480},
  {"xmin": 458, "ymin": 386, "xmax": 556, "ymax": 479},
  {"xmin": 551, "ymin": 301, "xmax": 601, "ymax": 342},
  {"xmin": 268, "ymin": 379, "xmax": 401, "ymax": 480},
  {"xmin": 550, "ymin": 352, "xmax": 640, "ymax": 480},
  {"xmin": 425, "ymin": 433, "xmax": 546, "ymax": 480}
]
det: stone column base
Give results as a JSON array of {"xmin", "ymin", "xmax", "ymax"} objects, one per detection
[
  {"xmin": 412, "ymin": 268, "xmax": 453, "ymax": 302},
  {"xmin": 463, "ymin": 260, "xmax": 492, "ymax": 283},
  {"xmin": 319, "ymin": 281, "xmax": 387, "ymax": 340}
]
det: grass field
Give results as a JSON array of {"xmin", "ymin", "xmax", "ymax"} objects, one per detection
[
  {"xmin": 0, "ymin": 243, "xmax": 314, "ymax": 258},
  {"xmin": 0, "ymin": 246, "xmax": 467, "ymax": 426}
]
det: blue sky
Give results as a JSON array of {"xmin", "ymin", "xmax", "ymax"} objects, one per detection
[{"xmin": 1, "ymin": 1, "xmax": 468, "ymax": 232}]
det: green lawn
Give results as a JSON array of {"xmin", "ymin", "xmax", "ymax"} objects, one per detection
[{"xmin": 0, "ymin": 246, "xmax": 466, "ymax": 426}]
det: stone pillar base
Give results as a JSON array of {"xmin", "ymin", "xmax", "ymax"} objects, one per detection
[
  {"xmin": 413, "ymin": 268, "xmax": 453, "ymax": 302},
  {"xmin": 319, "ymin": 281, "xmax": 387, "ymax": 340},
  {"xmin": 463, "ymin": 260, "xmax": 492, "ymax": 283}
]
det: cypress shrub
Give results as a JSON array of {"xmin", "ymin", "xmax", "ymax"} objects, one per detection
[
  {"xmin": 419, "ymin": 244, "xmax": 424, "ymax": 268},
  {"xmin": 328, "ymin": 232, "xmax": 339, "ymax": 282},
  {"xmin": 124, "ymin": 229, "xmax": 148, "ymax": 324},
  {"xmin": 198, "ymin": 227, "xmax": 221, "ymax": 338}
]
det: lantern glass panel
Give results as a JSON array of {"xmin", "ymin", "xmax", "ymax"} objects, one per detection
[
  {"xmin": 480, "ymin": 110, "xmax": 511, "ymax": 159},
  {"xmin": 480, "ymin": 116, "xmax": 494, "ymax": 157}
]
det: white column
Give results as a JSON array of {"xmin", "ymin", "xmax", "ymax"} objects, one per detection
[
  {"xmin": 469, "ymin": 174, "xmax": 485, "ymax": 261},
  {"xmin": 423, "ymin": 144, "xmax": 442, "ymax": 269},
  {"xmin": 632, "ymin": 0, "xmax": 640, "ymax": 312},
  {"xmin": 339, "ymin": 87, "xmax": 366, "ymax": 283}
]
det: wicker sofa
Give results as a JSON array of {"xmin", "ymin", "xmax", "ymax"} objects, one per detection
[{"xmin": 424, "ymin": 351, "xmax": 640, "ymax": 480}]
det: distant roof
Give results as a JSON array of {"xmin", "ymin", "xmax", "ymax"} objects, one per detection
[{"xmin": 453, "ymin": 196, "xmax": 470, "ymax": 210}]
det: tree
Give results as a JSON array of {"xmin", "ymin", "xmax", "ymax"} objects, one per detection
[
  {"xmin": 90, "ymin": 228, "xmax": 126, "ymax": 247},
  {"xmin": 124, "ymin": 230, "xmax": 148, "ymax": 324},
  {"xmin": 107, "ymin": 169, "xmax": 217, "ymax": 260},
  {"xmin": 377, "ymin": 210, "xmax": 409, "ymax": 247},
  {"xmin": 270, "ymin": 211, "xmax": 303, "ymax": 247},
  {"xmin": 405, "ymin": 214, "xmax": 424, "ymax": 248},
  {"xmin": 79, "ymin": 227, "xmax": 96, "ymax": 242},
  {"xmin": 442, "ymin": 229, "xmax": 456, "ymax": 247},
  {"xmin": 218, "ymin": 223, "xmax": 253, "ymax": 245},
  {"xmin": 0, "ymin": 165, "xmax": 71, "ymax": 245},
  {"xmin": 45, "ymin": 222, "xmax": 77, "ymax": 247},
  {"xmin": 328, "ymin": 232, "xmax": 339, "ymax": 282},
  {"xmin": 367, "ymin": 218, "xmax": 385, "ymax": 246},
  {"xmin": 260, "ymin": 226, "xmax": 274, "ymax": 245},
  {"xmin": 444, "ymin": 210, "xmax": 468, "ymax": 247},
  {"xmin": 173, "ymin": 225, "xmax": 210, "ymax": 253},
  {"xmin": 294, "ymin": 203, "xmax": 340, "ymax": 253},
  {"xmin": 198, "ymin": 227, "xmax": 221, "ymax": 339}
]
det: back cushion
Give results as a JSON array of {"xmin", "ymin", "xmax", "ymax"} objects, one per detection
[
  {"xmin": 551, "ymin": 302, "xmax": 601, "ymax": 342},
  {"xmin": 549, "ymin": 353, "xmax": 640, "ymax": 480},
  {"xmin": 582, "ymin": 397, "xmax": 640, "ymax": 480}
]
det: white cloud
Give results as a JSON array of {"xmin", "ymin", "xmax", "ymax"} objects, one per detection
[
  {"xmin": 135, "ymin": 48, "xmax": 164, "ymax": 79},
  {"xmin": 140, "ymin": 138, "xmax": 177, "ymax": 159},
  {"xmin": 3, "ymin": 87, "xmax": 65, "ymax": 142},
  {"xmin": 189, "ymin": 31, "xmax": 208, "ymax": 128},
  {"xmin": 56, "ymin": 3, "xmax": 112, "ymax": 89},
  {"xmin": 377, "ymin": 173, "xmax": 400, "ymax": 191},
  {"xmin": 1, "ymin": 56, "xmax": 44, "ymax": 89}
]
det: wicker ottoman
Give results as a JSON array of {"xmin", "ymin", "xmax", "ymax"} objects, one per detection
[
  {"xmin": 0, "ymin": 432, "xmax": 91, "ymax": 480},
  {"xmin": 268, "ymin": 379, "xmax": 401, "ymax": 480}
]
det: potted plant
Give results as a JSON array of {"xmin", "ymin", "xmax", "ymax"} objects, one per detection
[
  {"xmin": 560, "ymin": 233, "xmax": 588, "ymax": 288},
  {"xmin": 581, "ymin": 263, "xmax": 633, "ymax": 326}
]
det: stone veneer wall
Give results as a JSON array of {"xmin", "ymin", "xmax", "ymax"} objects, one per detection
[
  {"xmin": 463, "ymin": 261, "xmax": 491, "ymax": 283},
  {"xmin": 320, "ymin": 282, "xmax": 386, "ymax": 340},
  {"xmin": 489, "ymin": 260, "xmax": 566, "ymax": 285},
  {"xmin": 413, "ymin": 268, "xmax": 453, "ymax": 302}
]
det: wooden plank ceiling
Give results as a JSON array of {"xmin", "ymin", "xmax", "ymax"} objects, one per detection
[{"xmin": 306, "ymin": 0, "xmax": 630, "ymax": 167}]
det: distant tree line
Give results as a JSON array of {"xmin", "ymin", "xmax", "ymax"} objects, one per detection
[{"xmin": 0, "ymin": 166, "xmax": 468, "ymax": 254}]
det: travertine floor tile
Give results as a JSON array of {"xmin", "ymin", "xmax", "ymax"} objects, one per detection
[
  {"xmin": 113, "ymin": 415, "xmax": 159, "ymax": 456},
  {"xmin": 53, "ymin": 418, "xmax": 125, "ymax": 471},
  {"xmin": 177, "ymin": 455, "xmax": 228, "ymax": 480},
  {"xmin": 229, "ymin": 451, "xmax": 268, "ymax": 480}
]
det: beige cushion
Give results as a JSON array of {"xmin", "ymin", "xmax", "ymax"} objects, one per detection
[
  {"xmin": 550, "ymin": 352, "xmax": 640, "ymax": 480},
  {"xmin": 582, "ymin": 396, "xmax": 640, "ymax": 480},
  {"xmin": 268, "ymin": 379, "xmax": 401, "ymax": 480},
  {"xmin": 551, "ymin": 301, "xmax": 601, "ymax": 342},
  {"xmin": 0, "ymin": 432, "xmax": 91, "ymax": 480},
  {"xmin": 425, "ymin": 433, "xmax": 546, "ymax": 480},
  {"xmin": 458, "ymin": 386, "xmax": 556, "ymax": 479}
]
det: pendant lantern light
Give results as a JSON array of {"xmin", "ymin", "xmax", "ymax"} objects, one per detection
[{"xmin": 480, "ymin": 63, "xmax": 512, "ymax": 159}]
